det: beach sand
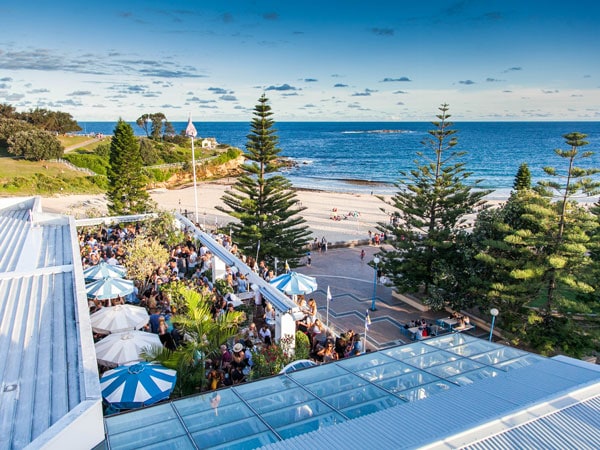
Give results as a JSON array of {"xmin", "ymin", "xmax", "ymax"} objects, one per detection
[{"xmin": 40, "ymin": 182, "xmax": 394, "ymax": 244}]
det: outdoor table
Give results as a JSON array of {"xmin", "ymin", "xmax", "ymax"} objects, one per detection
[
  {"xmin": 408, "ymin": 326, "xmax": 420, "ymax": 340},
  {"xmin": 437, "ymin": 318, "xmax": 458, "ymax": 331}
]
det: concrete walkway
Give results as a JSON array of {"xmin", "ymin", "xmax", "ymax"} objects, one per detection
[{"xmin": 294, "ymin": 244, "xmax": 454, "ymax": 351}]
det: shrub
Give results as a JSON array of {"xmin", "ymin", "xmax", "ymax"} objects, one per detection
[
  {"xmin": 63, "ymin": 153, "xmax": 109, "ymax": 176},
  {"xmin": 7, "ymin": 129, "xmax": 64, "ymax": 161}
]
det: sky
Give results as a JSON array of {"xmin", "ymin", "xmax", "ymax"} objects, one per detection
[{"xmin": 1, "ymin": 0, "xmax": 599, "ymax": 122}]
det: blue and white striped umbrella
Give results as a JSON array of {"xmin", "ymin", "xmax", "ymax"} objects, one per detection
[
  {"xmin": 83, "ymin": 261, "xmax": 127, "ymax": 282},
  {"xmin": 86, "ymin": 277, "xmax": 134, "ymax": 300},
  {"xmin": 270, "ymin": 271, "xmax": 318, "ymax": 295},
  {"xmin": 100, "ymin": 362, "xmax": 177, "ymax": 411}
]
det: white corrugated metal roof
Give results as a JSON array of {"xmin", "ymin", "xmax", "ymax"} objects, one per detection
[{"xmin": 0, "ymin": 197, "xmax": 103, "ymax": 450}]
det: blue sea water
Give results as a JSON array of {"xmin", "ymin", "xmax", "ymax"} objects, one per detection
[{"xmin": 79, "ymin": 121, "xmax": 600, "ymax": 199}]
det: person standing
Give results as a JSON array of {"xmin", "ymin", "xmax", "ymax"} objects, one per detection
[{"xmin": 360, "ymin": 249, "xmax": 365, "ymax": 261}]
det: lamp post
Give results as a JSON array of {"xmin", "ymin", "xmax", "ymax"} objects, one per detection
[
  {"xmin": 371, "ymin": 257, "xmax": 380, "ymax": 311},
  {"xmin": 489, "ymin": 308, "xmax": 499, "ymax": 342}
]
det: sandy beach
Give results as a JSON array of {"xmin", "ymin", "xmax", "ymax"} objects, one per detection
[{"xmin": 41, "ymin": 182, "xmax": 394, "ymax": 244}]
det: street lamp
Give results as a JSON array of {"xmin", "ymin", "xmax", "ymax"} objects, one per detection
[
  {"xmin": 371, "ymin": 256, "xmax": 380, "ymax": 311},
  {"xmin": 489, "ymin": 308, "xmax": 499, "ymax": 342}
]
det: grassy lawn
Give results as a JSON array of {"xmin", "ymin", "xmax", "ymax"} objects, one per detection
[
  {"xmin": 0, "ymin": 153, "xmax": 106, "ymax": 196},
  {"xmin": 58, "ymin": 135, "xmax": 94, "ymax": 148}
]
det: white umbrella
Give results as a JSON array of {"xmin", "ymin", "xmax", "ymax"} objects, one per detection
[
  {"xmin": 95, "ymin": 331, "xmax": 161, "ymax": 368},
  {"xmin": 90, "ymin": 304, "xmax": 149, "ymax": 335},
  {"xmin": 270, "ymin": 271, "xmax": 318, "ymax": 295}
]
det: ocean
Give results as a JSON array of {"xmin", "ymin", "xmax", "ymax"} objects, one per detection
[{"xmin": 79, "ymin": 121, "xmax": 600, "ymax": 199}]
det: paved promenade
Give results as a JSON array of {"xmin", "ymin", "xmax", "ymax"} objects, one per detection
[{"xmin": 294, "ymin": 244, "xmax": 455, "ymax": 351}]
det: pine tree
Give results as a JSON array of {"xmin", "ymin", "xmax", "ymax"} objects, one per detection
[
  {"xmin": 471, "ymin": 135, "xmax": 600, "ymax": 355},
  {"xmin": 107, "ymin": 119, "xmax": 152, "ymax": 214},
  {"xmin": 379, "ymin": 104, "xmax": 489, "ymax": 309},
  {"xmin": 535, "ymin": 132, "xmax": 600, "ymax": 310},
  {"xmin": 217, "ymin": 95, "xmax": 310, "ymax": 265},
  {"xmin": 513, "ymin": 162, "xmax": 531, "ymax": 192}
]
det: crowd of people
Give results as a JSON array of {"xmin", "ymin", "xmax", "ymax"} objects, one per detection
[{"xmin": 80, "ymin": 220, "xmax": 371, "ymax": 394}]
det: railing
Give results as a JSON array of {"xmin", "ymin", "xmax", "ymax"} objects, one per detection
[{"xmin": 49, "ymin": 159, "xmax": 98, "ymax": 176}]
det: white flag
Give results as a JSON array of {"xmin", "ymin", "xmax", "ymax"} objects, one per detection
[
  {"xmin": 327, "ymin": 286, "xmax": 332, "ymax": 303},
  {"xmin": 185, "ymin": 115, "xmax": 197, "ymax": 137}
]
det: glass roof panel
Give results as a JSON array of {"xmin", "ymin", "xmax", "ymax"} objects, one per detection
[
  {"xmin": 472, "ymin": 347, "xmax": 529, "ymax": 365},
  {"xmin": 135, "ymin": 435, "xmax": 196, "ymax": 450},
  {"xmin": 447, "ymin": 367, "xmax": 504, "ymax": 386},
  {"xmin": 175, "ymin": 390, "xmax": 256, "ymax": 433},
  {"xmin": 493, "ymin": 354, "xmax": 545, "ymax": 371},
  {"xmin": 288, "ymin": 362, "xmax": 348, "ymax": 384},
  {"xmin": 382, "ymin": 342, "xmax": 438, "ymax": 360},
  {"xmin": 442, "ymin": 340, "xmax": 498, "ymax": 357},
  {"xmin": 105, "ymin": 403, "xmax": 178, "ymax": 435},
  {"xmin": 356, "ymin": 361, "xmax": 414, "ymax": 382},
  {"xmin": 336, "ymin": 352, "xmax": 396, "ymax": 371},
  {"xmin": 275, "ymin": 411, "xmax": 346, "ymax": 440},
  {"xmin": 425, "ymin": 359, "xmax": 485, "ymax": 379},
  {"xmin": 106, "ymin": 407, "xmax": 188, "ymax": 449},
  {"xmin": 341, "ymin": 396, "xmax": 402, "ymax": 419},
  {"xmin": 403, "ymin": 350, "xmax": 460, "ymax": 369},
  {"xmin": 396, "ymin": 380, "xmax": 455, "ymax": 402},
  {"xmin": 209, "ymin": 431, "xmax": 280, "ymax": 450},
  {"xmin": 377, "ymin": 371, "xmax": 440, "ymax": 393},
  {"xmin": 304, "ymin": 373, "xmax": 368, "ymax": 397},
  {"xmin": 232, "ymin": 375, "xmax": 297, "ymax": 400},
  {"xmin": 261, "ymin": 398, "xmax": 339, "ymax": 429},
  {"xmin": 247, "ymin": 387, "xmax": 315, "ymax": 414},
  {"xmin": 425, "ymin": 333, "xmax": 477, "ymax": 349},
  {"xmin": 191, "ymin": 416, "xmax": 270, "ymax": 448},
  {"xmin": 322, "ymin": 384, "xmax": 394, "ymax": 410},
  {"xmin": 180, "ymin": 402, "xmax": 255, "ymax": 433}
]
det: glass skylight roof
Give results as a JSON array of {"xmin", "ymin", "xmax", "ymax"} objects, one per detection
[{"xmin": 104, "ymin": 334, "xmax": 545, "ymax": 449}]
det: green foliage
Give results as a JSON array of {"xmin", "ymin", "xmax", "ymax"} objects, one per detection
[
  {"xmin": 248, "ymin": 336, "xmax": 296, "ymax": 380},
  {"xmin": 145, "ymin": 210, "xmax": 185, "ymax": 247},
  {"xmin": 214, "ymin": 278, "xmax": 234, "ymax": 296},
  {"xmin": 522, "ymin": 313, "xmax": 592, "ymax": 358},
  {"xmin": 513, "ymin": 162, "xmax": 531, "ymax": 192},
  {"xmin": 136, "ymin": 112, "xmax": 171, "ymax": 140},
  {"xmin": 141, "ymin": 286, "xmax": 244, "ymax": 396},
  {"xmin": 63, "ymin": 152, "xmax": 109, "ymax": 175},
  {"xmin": 17, "ymin": 107, "xmax": 81, "ymax": 134},
  {"xmin": 107, "ymin": 119, "xmax": 152, "ymax": 214},
  {"xmin": 217, "ymin": 95, "xmax": 311, "ymax": 265},
  {"xmin": 294, "ymin": 331, "xmax": 311, "ymax": 360},
  {"xmin": 210, "ymin": 147, "xmax": 242, "ymax": 165},
  {"xmin": 1, "ymin": 172, "xmax": 105, "ymax": 195},
  {"xmin": 140, "ymin": 137, "xmax": 161, "ymax": 165},
  {"xmin": 378, "ymin": 103, "xmax": 489, "ymax": 310},
  {"xmin": 7, "ymin": 129, "xmax": 64, "ymax": 161},
  {"xmin": 94, "ymin": 142, "xmax": 111, "ymax": 158},
  {"xmin": 143, "ymin": 167, "xmax": 175, "ymax": 182},
  {"xmin": 0, "ymin": 117, "xmax": 37, "ymax": 147},
  {"xmin": 123, "ymin": 236, "xmax": 170, "ymax": 293}
]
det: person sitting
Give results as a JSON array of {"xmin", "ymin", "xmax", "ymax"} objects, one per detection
[
  {"xmin": 259, "ymin": 324, "xmax": 272, "ymax": 346},
  {"xmin": 317, "ymin": 342, "xmax": 339, "ymax": 363}
]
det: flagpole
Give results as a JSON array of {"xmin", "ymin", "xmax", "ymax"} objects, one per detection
[
  {"xmin": 326, "ymin": 286, "xmax": 331, "ymax": 329},
  {"xmin": 326, "ymin": 296, "xmax": 329, "ymax": 329},
  {"xmin": 185, "ymin": 114, "xmax": 199, "ymax": 224},
  {"xmin": 191, "ymin": 135, "xmax": 199, "ymax": 224}
]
